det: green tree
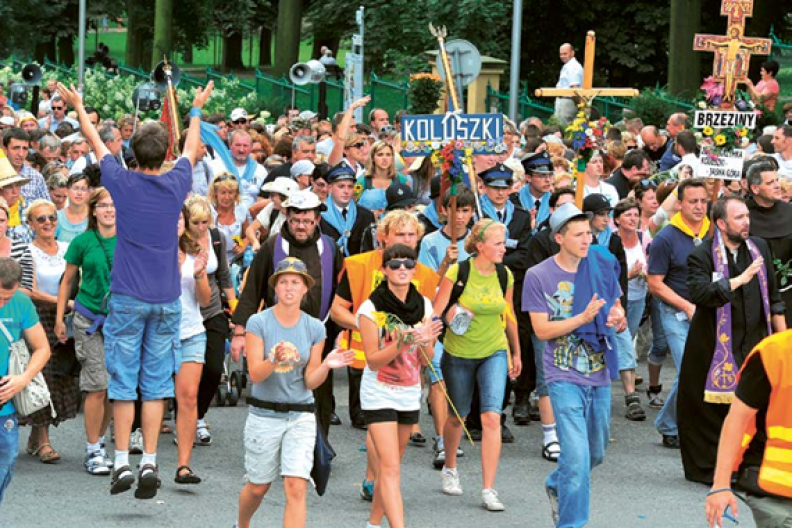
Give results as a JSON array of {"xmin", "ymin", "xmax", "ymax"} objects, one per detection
[
  {"xmin": 151, "ymin": 0, "xmax": 174, "ymax": 69},
  {"xmin": 273, "ymin": 0, "xmax": 304, "ymax": 76}
]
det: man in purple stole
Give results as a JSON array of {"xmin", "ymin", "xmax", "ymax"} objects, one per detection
[{"xmin": 678, "ymin": 195, "xmax": 786, "ymax": 484}]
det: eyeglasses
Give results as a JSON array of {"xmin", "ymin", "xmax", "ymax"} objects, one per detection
[
  {"xmin": 70, "ymin": 186, "xmax": 90, "ymax": 194},
  {"xmin": 233, "ymin": 119, "xmax": 247, "ymax": 125},
  {"xmin": 191, "ymin": 219, "xmax": 210, "ymax": 225},
  {"xmin": 288, "ymin": 217, "xmax": 314, "ymax": 227},
  {"xmin": 349, "ymin": 142, "xmax": 366, "ymax": 150},
  {"xmin": 34, "ymin": 214, "xmax": 57, "ymax": 223},
  {"xmin": 384, "ymin": 258, "xmax": 416, "ymax": 270},
  {"xmin": 95, "ymin": 203, "xmax": 115, "ymax": 209}
]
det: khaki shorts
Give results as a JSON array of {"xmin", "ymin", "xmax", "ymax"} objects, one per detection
[
  {"xmin": 244, "ymin": 411, "xmax": 316, "ymax": 485},
  {"xmin": 73, "ymin": 311, "xmax": 109, "ymax": 392}
]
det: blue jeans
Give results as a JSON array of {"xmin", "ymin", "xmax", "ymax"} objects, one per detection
[
  {"xmin": 532, "ymin": 333, "xmax": 548, "ymax": 397},
  {"xmin": 104, "ymin": 293, "xmax": 182, "ymax": 401},
  {"xmin": 428, "ymin": 341, "xmax": 444, "ymax": 384},
  {"xmin": 0, "ymin": 414, "xmax": 18, "ymax": 513},
  {"xmin": 648, "ymin": 296, "xmax": 670, "ymax": 365},
  {"xmin": 613, "ymin": 325, "xmax": 636, "ymax": 372},
  {"xmin": 626, "ymin": 297, "xmax": 646, "ymax": 341},
  {"xmin": 441, "ymin": 350, "xmax": 507, "ymax": 417},
  {"xmin": 654, "ymin": 301, "xmax": 690, "ymax": 436},
  {"xmin": 546, "ymin": 382, "xmax": 610, "ymax": 528}
]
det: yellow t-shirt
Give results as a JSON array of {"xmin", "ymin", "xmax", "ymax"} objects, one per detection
[{"xmin": 443, "ymin": 262, "xmax": 513, "ymax": 359}]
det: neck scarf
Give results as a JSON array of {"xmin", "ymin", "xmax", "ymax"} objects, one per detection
[
  {"xmin": 517, "ymin": 188, "xmax": 551, "ymax": 230},
  {"xmin": 422, "ymin": 201, "xmax": 442, "ymax": 230},
  {"xmin": 199, "ymin": 121, "xmax": 257, "ymax": 183},
  {"xmin": 369, "ymin": 280, "xmax": 425, "ymax": 326},
  {"xmin": 479, "ymin": 194, "xmax": 513, "ymax": 237},
  {"xmin": 705, "ymin": 230, "xmax": 772, "ymax": 404},
  {"xmin": 321, "ymin": 200, "xmax": 357, "ymax": 256},
  {"xmin": 596, "ymin": 224, "xmax": 613, "ymax": 248},
  {"xmin": 8, "ymin": 199, "xmax": 22, "ymax": 228},
  {"xmin": 669, "ymin": 212, "xmax": 710, "ymax": 245}
]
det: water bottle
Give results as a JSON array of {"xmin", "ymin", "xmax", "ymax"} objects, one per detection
[{"xmin": 243, "ymin": 246, "xmax": 254, "ymax": 268}]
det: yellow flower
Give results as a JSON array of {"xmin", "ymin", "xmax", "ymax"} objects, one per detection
[
  {"xmin": 715, "ymin": 134, "xmax": 726, "ymax": 146},
  {"xmin": 737, "ymin": 128, "xmax": 748, "ymax": 137},
  {"xmin": 703, "ymin": 126, "xmax": 714, "ymax": 137},
  {"xmin": 371, "ymin": 311, "xmax": 388, "ymax": 328}
]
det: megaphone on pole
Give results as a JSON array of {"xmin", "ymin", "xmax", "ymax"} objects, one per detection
[{"xmin": 289, "ymin": 60, "xmax": 326, "ymax": 86}]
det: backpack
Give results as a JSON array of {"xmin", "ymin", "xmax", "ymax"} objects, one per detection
[{"xmin": 440, "ymin": 258, "xmax": 508, "ymax": 339}]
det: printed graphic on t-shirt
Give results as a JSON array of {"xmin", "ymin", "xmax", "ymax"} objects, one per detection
[
  {"xmin": 267, "ymin": 340, "xmax": 303, "ymax": 373},
  {"xmin": 545, "ymin": 281, "xmax": 605, "ymax": 377},
  {"xmin": 377, "ymin": 333, "xmax": 420, "ymax": 387}
]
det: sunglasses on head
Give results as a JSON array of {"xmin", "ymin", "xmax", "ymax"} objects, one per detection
[
  {"xmin": 35, "ymin": 214, "xmax": 57, "ymax": 223},
  {"xmin": 638, "ymin": 180, "xmax": 657, "ymax": 189},
  {"xmin": 385, "ymin": 258, "xmax": 416, "ymax": 270},
  {"xmin": 215, "ymin": 174, "xmax": 237, "ymax": 183}
]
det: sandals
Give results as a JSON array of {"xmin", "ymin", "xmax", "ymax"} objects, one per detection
[
  {"xmin": 409, "ymin": 432, "xmax": 427, "ymax": 446},
  {"xmin": 175, "ymin": 465, "xmax": 202, "ymax": 485},
  {"xmin": 31, "ymin": 443, "xmax": 61, "ymax": 464},
  {"xmin": 111, "ymin": 465, "xmax": 135, "ymax": 495},
  {"xmin": 135, "ymin": 464, "xmax": 161, "ymax": 499},
  {"xmin": 542, "ymin": 441, "xmax": 561, "ymax": 463},
  {"xmin": 160, "ymin": 423, "xmax": 173, "ymax": 435}
]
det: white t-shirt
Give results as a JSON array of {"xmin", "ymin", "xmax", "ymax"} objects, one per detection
[
  {"xmin": 623, "ymin": 239, "xmax": 647, "ymax": 301},
  {"xmin": 557, "ymin": 57, "xmax": 583, "ymax": 89},
  {"xmin": 584, "ymin": 180, "xmax": 620, "ymax": 208},
  {"xmin": 179, "ymin": 254, "xmax": 206, "ymax": 341},
  {"xmin": 356, "ymin": 297, "xmax": 433, "ymax": 412},
  {"xmin": 773, "ymin": 153, "xmax": 792, "ymax": 178},
  {"xmin": 255, "ymin": 202, "xmax": 286, "ymax": 240},
  {"xmin": 208, "ymin": 158, "xmax": 268, "ymax": 210}
]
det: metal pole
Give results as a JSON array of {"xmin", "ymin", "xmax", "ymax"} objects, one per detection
[
  {"xmin": 78, "ymin": 0, "xmax": 87, "ymax": 89},
  {"xmin": 508, "ymin": 0, "xmax": 522, "ymax": 122}
]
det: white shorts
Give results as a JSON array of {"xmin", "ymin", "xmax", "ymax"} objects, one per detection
[{"xmin": 243, "ymin": 411, "xmax": 316, "ymax": 484}]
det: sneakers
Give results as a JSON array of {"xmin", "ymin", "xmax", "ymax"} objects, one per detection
[
  {"xmin": 546, "ymin": 483, "xmax": 559, "ymax": 524},
  {"xmin": 195, "ymin": 426, "xmax": 212, "ymax": 446},
  {"xmin": 482, "ymin": 488, "xmax": 505, "ymax": 511},
  {"xmin": 110, "ymin": 465, "xmax": 135, "ymax": 495},
  {"xmin": 85, "ymin": 450, "xmax": 111, "ymax": 476},
  {"xmin": 100, "ymin": 447, "xmax": 114, "ymax": 468},
  {"xmin": 432, "ymin": 436, "xmax": 446, "ymax": 470},
  {"xmin": 129, "ymin": 429, "xmax": 144, "ymax": 455},
  {"xmin": 359, "ymin": 479, "xmax": 374, "ymax": 501},
  {"xmin": 646, "ymin": 385, "xmax": 664, "ymax": 410},
  {"xmin": 135, "ymin": 463, "xmax": 161, "ymax": 500},
  {"xmin": 441, "ymin": 468, "xmax": 463, "ymax": 496}
]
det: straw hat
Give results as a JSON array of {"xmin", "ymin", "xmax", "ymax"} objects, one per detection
[
  {"xmin": 269, "ymin": 257, "xmax": 315, "ymax": 289},
  {"xmin": 0, "ymin": 152, "xmax": 30, "ymax": 188}
]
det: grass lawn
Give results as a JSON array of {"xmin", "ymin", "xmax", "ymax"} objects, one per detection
[{"xmin": 80, "ymin": 30, "xmax": 349, "ymax": 74}]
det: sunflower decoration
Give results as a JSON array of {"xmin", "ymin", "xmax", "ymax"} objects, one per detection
[{"xmin": 352, "ymin": 182, "xmax": 364, "ymax": 202}]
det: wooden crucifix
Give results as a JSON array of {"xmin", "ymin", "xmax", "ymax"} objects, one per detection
[
  {"xmin": 535, "ymin": 31, "xmax": 638, "ymax": 207},
  {"xmin": 693, "ymin": 0, "xmax": 771, "ymax": 105}
]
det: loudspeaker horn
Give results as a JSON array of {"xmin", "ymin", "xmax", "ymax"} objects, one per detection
[
  {"xmin": 289, "ymin": 60, "xmax": 326, "ymax": 86},
  {"xmin": 151, "ymin": 60, "xmax": 181, "ymax": 92},
  {"xmin": 21, "ymin": 64, "xmax": 42, "ymax": 86}
]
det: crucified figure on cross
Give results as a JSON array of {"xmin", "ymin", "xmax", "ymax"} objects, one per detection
[{"xmin": 696, "ymin": 26, "xmax": 771, "ymax": 103}]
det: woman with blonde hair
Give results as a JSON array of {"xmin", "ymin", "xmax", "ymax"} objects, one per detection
[
  {"xmin": 19, "ymin": 199, "xmax": 80, "ymax": 463},
  {"xmin": 184, "ymin": 195, "xmax": 237, "ymax": 446},
  {"xmin": 354, "ymin": 141, "xmax": 409, "ymax": 206},
  {"xmin": 55, "ymin": 187, "xmax": 116, "ymax": 473},
  {"xmin": 432, "ymin": 218, "xmax": 522, "ymax": 511},
  {"xmin": 207, "ymin": 172, "xmax": 249, "ymax": 264}
]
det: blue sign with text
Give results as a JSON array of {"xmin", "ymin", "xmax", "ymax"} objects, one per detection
[{"xmin": 400, "ymin": 113, "xmax": 505, "ymax": 156}]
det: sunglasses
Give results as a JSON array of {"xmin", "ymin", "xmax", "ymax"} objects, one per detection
[
  {"xmin": 349, "ymin": 142, "xmax": 366, "ymax": 149},
  {"xmin": 35, "ymin": 214, "xmax": 57, "ymax": 223},
  {"xmin": 385, "ymin": 258, "xmax": 416, "ymax": 270},
  {"xmin": 51, "ymin": 106, "xmax": 64, "ymax": 111},
  {"xmin": 233, "ymin": 119, "xmax": 247, "ymax": 125}
]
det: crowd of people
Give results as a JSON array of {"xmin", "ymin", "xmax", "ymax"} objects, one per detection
[{"xmin": 0, "ymin": 57, "xmax": 790, "ymax": 527}]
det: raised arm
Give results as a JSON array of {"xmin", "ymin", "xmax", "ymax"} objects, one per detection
[
  {"xmin": 182, "ymin": 82, "xmax": 215, "ymax": 167},
  {"xmin": 56, "ymin": 83, "xmax": 109, "ymax": 160},
  {"xmin": 329, "ymin": 96, "xmax": 371, "ymax": 166}
]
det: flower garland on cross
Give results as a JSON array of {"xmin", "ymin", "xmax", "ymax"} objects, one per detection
[{"xmin": 564, "ymin": 103, "xmax": 612, "ymax": 208}]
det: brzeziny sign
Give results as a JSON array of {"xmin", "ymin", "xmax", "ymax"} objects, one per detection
[
  {"xmin": 401, "ymin": 113, "xmax": 505, "ymax": 156},
  {"xmin": 694, "ymin": 111, "xmax": 757, "ymax": 129}
]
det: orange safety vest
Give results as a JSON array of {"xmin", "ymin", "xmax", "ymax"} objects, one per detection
[
  {"xmin": 339, "ymin": 250, "xmax": 439, "ymax": 369},
  {"xmin": 735, "ymin": 330, "xmax": 792, "ymax": 499}
]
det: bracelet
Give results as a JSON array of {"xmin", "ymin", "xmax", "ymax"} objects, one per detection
[
  {"xmin": 707, "ymin": 488, "xmax": 732, "ymax": 497},
  {"xmin": 189, "ymin": 107, "xmax": 202, "ymax": 118},
  {"xmin": 234, "ymin": 333, "xmax": 245, "ymax": 338}
]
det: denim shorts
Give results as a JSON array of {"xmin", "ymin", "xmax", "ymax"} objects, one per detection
[
  {"xmin": 244, "ymin": 412, "xmax": 316, "ymax": 484},
  {"xmin": 427, "ymin": 341, "xmax": 444, "ymax": 384},
  {"xmin": 104, "ymin": 293, "xmax": 181, "ymax": 402},
  {"xmin": 177, "ymin": 332, "xmax": 207, "ymax": 367},
  {"xmin": 441, "ymin": 350, "xmax": 508, "ymax": 418}
]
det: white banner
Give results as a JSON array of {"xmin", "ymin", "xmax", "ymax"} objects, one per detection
[
  {"xmin": 697, "ymin": 145, "xmax": 745, "ymax": 180},
  {"xmin": 693, "ymin": 111, "xmax": 757, "ymax": 130}
]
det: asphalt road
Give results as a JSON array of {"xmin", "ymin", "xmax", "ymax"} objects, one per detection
[{"xmin": 1, "ymin": 362, "xmax": 756, "ymax": 528}]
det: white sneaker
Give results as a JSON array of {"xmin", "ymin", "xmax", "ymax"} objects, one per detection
[
  {"xmin": 482, "ymin": 488, "xmax": 505, "ymax": 511},
  {"xmin": 100, "ymin": 447, "xmax": 114, "ymax": 468},
  {"xmin": 85, "ymin": 450, "xmax": 111, "ymax": 476},
  {"xmin": 441, "ymin": 468, "xmax": 463, "ymax": 496},
  {"xmin": 129, "ymin": 429, "xmax": 144, "ymax": 455}
]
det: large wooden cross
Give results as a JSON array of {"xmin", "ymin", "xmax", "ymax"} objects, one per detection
[
  {"xmin": 535, "ymin": 31, "xmax": 638, "ymax": 208},
  {"xmin": 693, "ymin": 0, "xmax": 771, "ymax": 105},
  {"xmin": 535, "ymin": 31, "xmax": 639, "ymax": 105}
]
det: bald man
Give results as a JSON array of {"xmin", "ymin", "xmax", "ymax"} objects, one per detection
[{"xmin": 554, "ymin": 43, "xmax": 584, "ymax": 126}]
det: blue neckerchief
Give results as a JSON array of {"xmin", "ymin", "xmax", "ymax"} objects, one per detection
[
  {"xmin": 200, "ymin": 121, "xmax": 257, "ymax": 183},
  {"xmin": 596, "ymin": 225, "xmax": 613, "ymax": 248},
  {"xmin": 422, "ymin": 201, "xmax": 442, "ymax": 230},
  {"xmin": 571, "ymin": 245, "xmax": 621, "ymax": 380},
  {"xmin": 321, "ymin": 200, "xmax": 357, "ymax": 256},
  {"xmin": 479, "ymin": 194, "xmax": 514, "ymax": 236},
  {"xmin": 518, "ymin": 188, "xmax": 551, "ymax": 231}
]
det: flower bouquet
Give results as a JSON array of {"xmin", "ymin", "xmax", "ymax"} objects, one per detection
[
  {"xmin": 408, "ymin": 72, "xmax": 444, "ymax": 115},
  {"xmin": 565, "ymin": 105, "xmax": 610, "ymax": 173}
]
